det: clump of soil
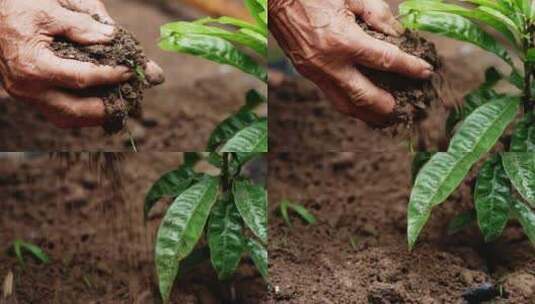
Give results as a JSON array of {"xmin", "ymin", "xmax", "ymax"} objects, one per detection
[
  {"xmin": 51, "ymin": 19, "xmax": 151, "ymax": 134},
  {"xmin": 358, "ymin": 21, "xmax": 441, "ymax": 128}
]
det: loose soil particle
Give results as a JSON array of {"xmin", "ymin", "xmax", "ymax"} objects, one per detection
[
  {"xmin": 267, "ymin": 152, "xmax": 534, "ymax": 304},
  {"xmin": 357, "ymin": 21, "xmax": 441, "ymax": 128},
  {"xmin": 51, "ymin": 21, "xmax": 150, "ymax": 134}
]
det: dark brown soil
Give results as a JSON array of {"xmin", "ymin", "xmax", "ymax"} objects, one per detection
[
  {"xmin": 0, "ymin": 0, "xmax": 264, "ymax": 151},
  {"xmin": 51, "ymin": 23, "xmax": 149, "ymax": 133},
  {"xmin": 0, "ymin": 153, "xmax": 267, "ymax": 303},
  {"xmin": 267, "ymin": 152, "xmax": 535, "ymax": 303},
  {"xmin": 358, "ymin": 21, "xmax": 441, "ymax": 128}
]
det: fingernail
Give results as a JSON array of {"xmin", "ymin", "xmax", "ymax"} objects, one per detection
[
  {"xmin": 100, "ymin": 24, "xmax": 116, "ymax": 38},
  {"xmin": 421, "ymin": 68, "xmax": 434, "ymax": 78},
  {"xmin": 419, "ymin": 58, "xmax": 433, "ymax": 70},
  {"xmin": 391, "ymin": 20, "xmax": 405, "ymax": 36}
]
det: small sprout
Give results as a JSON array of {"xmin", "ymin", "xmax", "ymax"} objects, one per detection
[
  {"xmin": 134, "ymin": 64, "xmax": 147, "ymax": 84},
  {"xmin": 278, "ymin": 199, "xmax": 317, "ymax": 227},
  {"xmin": 349, "ymin": 236, "xmax": 360, "ymax": 250},
  {"xmin": 10, "ymin": 240, "xmax": 50, "ymax": 266},
  {"xmin": 83, "ymin": 275, "xmax": 93, "ymax": 289}
]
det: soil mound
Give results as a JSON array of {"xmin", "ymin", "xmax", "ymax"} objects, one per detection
[
  {"xmin": 358, "ymin": 21, "xmax": 441, "ymax": 128},
  {"xmin": 51, "ymin": 19, "xmax": 151, "ymax": 133}
]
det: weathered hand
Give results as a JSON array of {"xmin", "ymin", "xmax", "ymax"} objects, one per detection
[
  {"xmin": 0, "ymin": 0, "xmax": 163, "ymax": 128},
  {"xmin": 269, "ymin": 0, "xmax": 434, "ymax": 125}
]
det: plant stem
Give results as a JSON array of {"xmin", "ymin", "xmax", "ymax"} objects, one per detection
[
  {"xmin": 524, "ymin": 23, "xmax": 535, "ymax": 115},
  {"xmin": 222, "ymin": 152, "xmax": 231, "ymax": 192}
]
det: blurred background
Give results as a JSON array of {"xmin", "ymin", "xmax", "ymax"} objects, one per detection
[
  {"xmin": 0, "ymin": 0, "xmax": 266, "ymax": 151},
  {"xmin": 268, "ymin": 0, "xmax": 516, "ymax": 152},
  {"xmin": 0, "ymin": 152, "xmax": 267, "ymax": 303}
]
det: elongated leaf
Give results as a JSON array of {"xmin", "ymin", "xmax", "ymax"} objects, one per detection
[
  {"xmin": 400, "ymin": 0, "xmax": 519, "ymax": 45},
  {"xmin": 408, "ymin": 153, "xmax": 473, "ymax": 248},
  {"xmin": 510, "ymin": 199, "xmax": 535, "ymax": 246},
  {"xmin": 510, "ymin": 114, "xmax": 535, "ymax": 152},
  {"xmin": 412, "ymin": 152, "xmax": 435, "ymax": 184},
  {"xmin": 220, "ymin": 118, "xmax": 268, "ymax": 152},
  {"xmin": 279, "ymin": 200, "xmax": 317, "ymax": 227},
  {"xmin": 474, "ymin": 156, "xmax": 511, "ymax": 242},
  {"xmin": 502, "ymin": 153, "xmax": 535, "ymax": 207},
  {"xmin": 448, "ymin": 96, "xmax": 520, "ymax": 154},
  {"xmin": 144, "ymin": 167, "xmax": 196, "ymax": 220},
  {"xmin": 402, "ymin": 11, "xmax": 514, "ymax": 66},
  {"xmin": 161, "ymin": 22, "xmax": 266, "ymax": 55},
  {"xmin": 233, "ymin": 179, "xmax": 267, "ymax": 243},
  {"xmin": 207, "ymin": 112, "xmax": 259, "ymax": 151},
  {"xmin": 196, "ymin": 16, "xmax": 266, "ymax": 36},
  {"xmin": 245, "ymin": 238, "xmax": 268, "ymax": 280},
  {"xmin": 447, "ymin": 209, "xmax": 477, "ymax": 235},
  {"xmin": 409, "ymin": 97, "xmax": 519, "ymax": 249},
  {"xmin": 208, "ymin": 199, "xmax": 244, "ymax": 280},
  {"xmin": 12, "ymin": 240, "xmax": 49, "ymax": 265},
  {"xmin": 155, "ymin": 176, "xmax": 219, "ymax": 303},
  {"xmin": 159, "ymin": 34, "xmax": 267, "ymax": 82},
  {"xmin": 446, "ymin": 68, "xmax": 502, "ymax": 135},
  {"xmin": 245, "ymin": 0, "xmax": 267, "ymax": 28}
]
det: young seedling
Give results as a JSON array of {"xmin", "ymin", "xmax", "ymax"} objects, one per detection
[
  {"xmin": 144, "ymin": 152, "xmax": 268, "ymax": 303},
  {"xmin": 9, "ymin": 240, "xmax": 49, "ymax": 266},
  {"xmin": 401, "ymin": 1, "xmax": 535, "ymax": 249},
  {"xmin": 159, "ymin": 0, "xmax": 268, "ymax": 152},
  {"xmin": 278, "ymin": 200, "xmax": 317, "ymax": 227}
]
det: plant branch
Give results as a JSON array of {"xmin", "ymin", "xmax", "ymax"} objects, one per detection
[{"xmin": 222, "ymin": 152, "xmax": 231, "ymax": 192}]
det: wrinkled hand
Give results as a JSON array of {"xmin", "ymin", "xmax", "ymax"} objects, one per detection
[
  {"xmin": 269, "ymin": 0, "xmax": 434, "ymax": 125},
  {"xmin": 0, "ymin": 0, "xmax": 164, "ymax": 128}
]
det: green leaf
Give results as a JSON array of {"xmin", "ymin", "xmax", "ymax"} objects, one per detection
[
  {"xmin": 155, "ymin": 176, "xmax": 219, "ymax": 303},
  {"xmin": 208, "ymin": 199, "xmax": 244, "ymax": 280},
  {"xmin": 232, "ymin": 179, "xmax": 268, "ymax": 243},
  {"xmin": 244, "ymin": 0, "xmax": 267, "ymax": 28},
  {"xmin": 144, "ymin": 167, "xmax": 196, "ymax": 220},
  {"xmin": 159, "ymin": 34, "xmax": 267, "ymax": 82},
  {"xmin": 445, "ymin": 67, "xmax": 502, "ymax": 135},
  {"xmin": 510, "ymin": 114, "xmax": 535, "ymax": 152},
  {"xmin": 448, "ymin": 96, "xmax": 520, "ymax": 154},
  {"xmin": 196, "ymin": 16, "xmax": 266, "ymax": 36},
  {"xmin": 400, "ymin": 0, "xmax": 520, "ymax": 45},
  {"xmin": 412, "ymin": 152, "xmax": 435, "ymax": 184},
  {"xmin": 401, "ymin": 11, "xmax": 514, "ymax": 67},
  {"xmin": 510, "ymin": 199, "xmax": 535, "ymax": 246},
  {"xmin": 161, "ymin": 22, "xmax": 266, "ymax": 55},
  {"xmin": 220, "ymin": 118, "xmax": 268, "ymax": 152},
  {"xmin": 279, "ymin": 200, "xmax": 317, "ymax": 227},
  {"xmin": 447, "ymin": 209, "xmax": 477, "ymax": 235},
  {"xmin": 502, "ymin": 153, "xmax": 535, "ymax": 207},
  {"xmin": 474, "ymin": 156, "xmax": 512, "ymax": 242},
  {"xmin": 245, "ymin": 238, "xmax": 268, "ymax": 281},
  {"xmin": 408, "ymin": 153, "xmax": 471, "ymax": 249},
  {"xmin": 207, "ymin": 112, "xmax": 259, "ymax": 151},
  {"xmin": 408, "ymin": 96, "xmax": 520, "ymax": 249},
  {"xmin": 12, "ymin": 240, "xmax": 49, "ymax": 265}
]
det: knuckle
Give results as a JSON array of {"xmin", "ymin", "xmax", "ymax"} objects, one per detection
[
  {"xmin": 349, "ymin": 89, "xmax": 373, "ymax": 107},
  {"xmin": 73, "ymin": 72, "xmax": 89, "ymax": 89},
  {"xmin": 379, "ymin": 46, "xmax": 398, "ymax": 70}
]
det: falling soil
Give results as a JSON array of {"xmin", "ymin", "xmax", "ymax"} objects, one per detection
[
  {"xmin": 51, "ymin": 21, "xmax": 150, "ymax": 134},
  {"xmin": 0, "ymin": 153, "xmax": 267, "ymax": 303},
  {"xmin": 357, "ymin": 20, "xmax": 441, "ymax": 128}
]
